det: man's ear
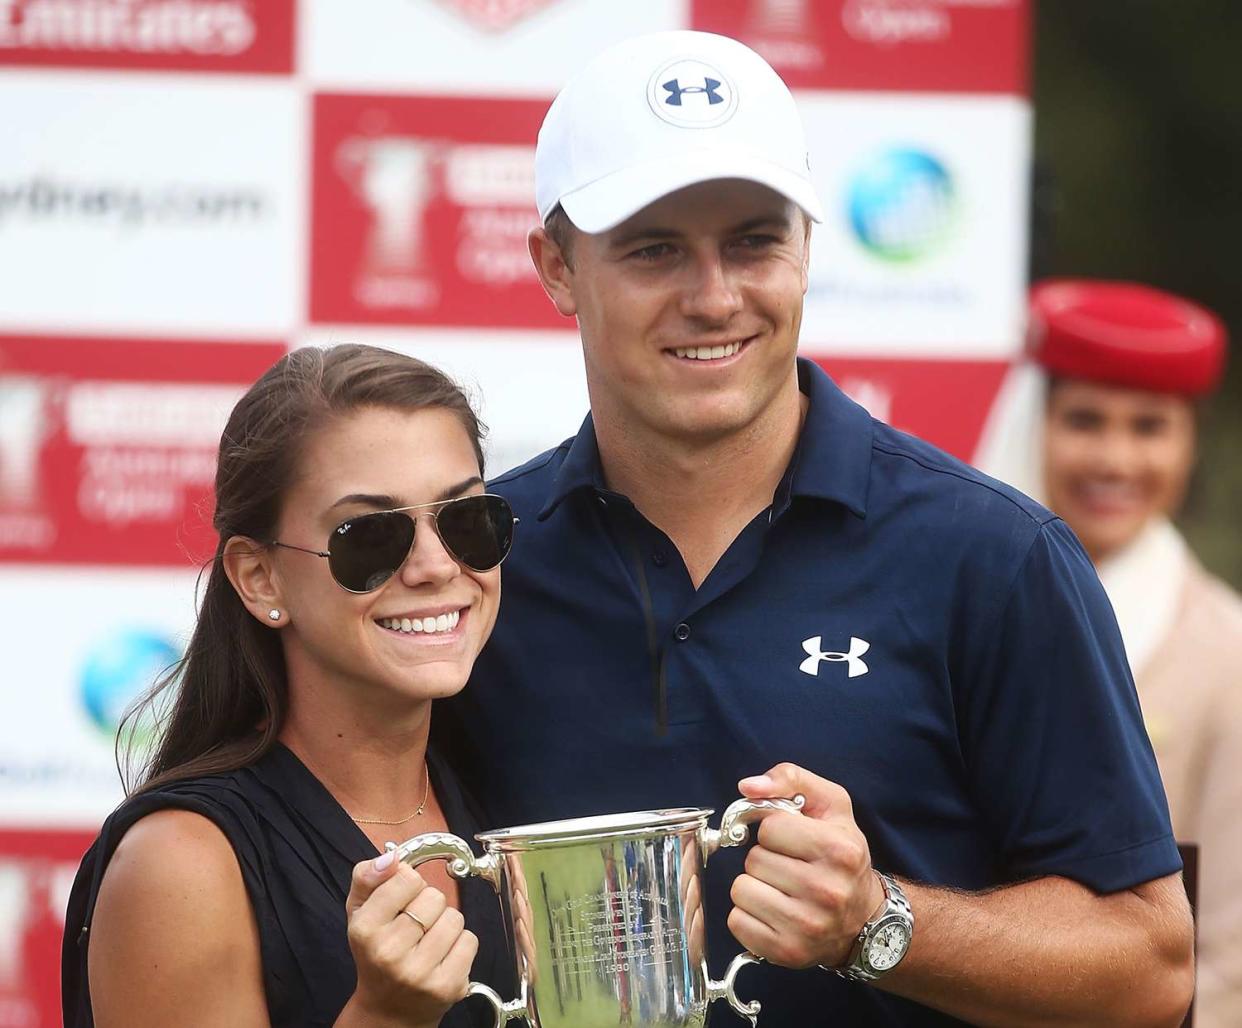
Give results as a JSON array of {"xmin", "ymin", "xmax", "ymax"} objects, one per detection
[
  {"xmin": 222, "ymin": 535, "xmax": 287, "ymax": 627},
  {"xmin": 800, "ymin": 218, "xmax": 812, "ymax": 295},
  {"xmin": 528, "ymin": 227, "xmax": 578, "ymax": 318}
]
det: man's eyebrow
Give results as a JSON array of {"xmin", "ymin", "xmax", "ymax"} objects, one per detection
[
  {"xmin": 608, "ymin": 213, "xmax": 795, "ymax": 250},
  {"xmin": 607, "ymin": 225, "xmax": 681, "ymax": 250},
  {"xmin": 729, "ymin": 213, "xmax": 794, "ymax": 234},
  {"xmin": 328, "ymin": 476, "xmax": 484, "ymax": 512}
]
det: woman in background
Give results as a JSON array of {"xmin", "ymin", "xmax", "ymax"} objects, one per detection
[
  {"xmin": 62, "ymin": 344, "xmax": 516, "ymax": 1027},
  {"xmin": 1028, "ymin": 279, "xmax": 1241, "ymax": 1028}
]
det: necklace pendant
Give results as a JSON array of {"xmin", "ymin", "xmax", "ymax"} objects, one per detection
[{"xmin": 347, "ymin": 761, "xmax": 430, "ymax": 826}]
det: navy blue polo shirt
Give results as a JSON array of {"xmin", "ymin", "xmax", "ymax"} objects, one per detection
[{"xmin": 437, "ymin": 358, "xmax": 1180, "ymax": 1026}]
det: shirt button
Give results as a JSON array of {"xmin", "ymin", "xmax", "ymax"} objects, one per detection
[
  {"xmin": 674, "ymin": 623, "xmax": 691, "ymax": 641},
  {"xmin": 652, "ymin": 550, "xmax": 668, "ymax": 568}
]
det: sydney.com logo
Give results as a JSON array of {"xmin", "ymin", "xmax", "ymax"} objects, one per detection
[{"xmin": 846, "ymin": 147, "xmax": 957, "ymax": 263}]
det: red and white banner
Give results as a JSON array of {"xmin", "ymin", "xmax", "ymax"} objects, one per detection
[
  {"xmin": 0, "ymin": 73, "xmax": 304, "ymax": 337},
  {"xmin": 301, "ymin": 0, "xmax": 686, "ymax": 93},
  {"xmin": 0, "ymin": 829, "xmax": 95, "ymax": 1028},
  {"xmin": 693, "ymin": 0, "xmax": 1028, "ymax": 94},
  {"xmin": 799, "ymin": 92, "xmax": 1031, "ymax": 357},
  {"xmin": 0, "ymin": 336, "xmax": 285, "ymax": 566},
  {"xmin": 0, "ymin": 0, "xmax": 295, "ymax": 74},
  {"xmin": 0, "ymin": 5, "xmax": 1032, "ymax": 1021},
  {"xmin": 294, "ymin": 325, "xmax": 589, "ymax": 475},
  {"xmin": 311, "ymin": 93, "xmax": 557, "ymax": 329},
  {"xmin": 817, "ymin": 356, "xmax": 1010, "ymax": 460}
]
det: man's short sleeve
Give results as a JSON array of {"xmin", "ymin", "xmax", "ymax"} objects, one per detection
[{"xmin": 958, "ymin": 516, "xmax": 1182, "ymax": 892}]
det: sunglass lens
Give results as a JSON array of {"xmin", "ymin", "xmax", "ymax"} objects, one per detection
[
  {"xmin": 328, "ymin": 511, "xmax": 415, "ymax": 592},
  {"xmin": 436, "ymin": 495, "xmax": 514, "ymax": 572}
]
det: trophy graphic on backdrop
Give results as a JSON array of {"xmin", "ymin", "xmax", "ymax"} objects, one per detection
[
  {"xmin": 436, "ymin": 0, "xmax": 560, "ymax": 33},
  {"xmin": 743, "ymin": 0, "xmax": 822, "ymax": 72},
  {"xmin": 748, "ymin": 0, "xmax": 809, "ymax": 36},
  {"xmin": 0, "ymin": 378, "xmax": 49, "ymax": 511},
  {"xmin": 336, "ymin": 135, "xmax": 447, "ymax": 308},
  {"xmin": 389, "ymin": 794, "xmax": 806, "ymax": 1027}
]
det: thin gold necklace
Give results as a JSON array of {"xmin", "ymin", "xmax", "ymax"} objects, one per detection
[{"xmin": 349, "ymin": 763, "xmax": 430, "ymax": 826}]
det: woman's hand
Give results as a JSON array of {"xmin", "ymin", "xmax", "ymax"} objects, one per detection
[{"xmin": 336, "ymin": 850, "xmax": 478, "ymax": 1028}]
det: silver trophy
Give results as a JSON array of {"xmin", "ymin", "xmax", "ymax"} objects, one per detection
[{"xmin": 387, "ymin": 794, "xmax": 804, "ymax": 1027}]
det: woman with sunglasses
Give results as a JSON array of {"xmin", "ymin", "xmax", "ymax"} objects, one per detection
[{"xmin": 62, "ymin": 345, "xmax": 518, "ymax": 1027}]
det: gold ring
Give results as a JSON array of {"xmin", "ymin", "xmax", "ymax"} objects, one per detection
[{"xmin": 400, "ymin": 908, "xmax": 427, "ymax": 932}]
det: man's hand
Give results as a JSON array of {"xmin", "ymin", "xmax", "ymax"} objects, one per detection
[
  {"xmin": 724, "ymin": 762, "xmax": 1192, "ymax": 1027},
  {"xmin": 727, "ymin": 762, "xmax": 886, "ymax": 969}
]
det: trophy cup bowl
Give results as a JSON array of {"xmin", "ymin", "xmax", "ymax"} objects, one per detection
[{"xmin": 387, "ymin": 794, "xmax": 804, "ymax": 1028}]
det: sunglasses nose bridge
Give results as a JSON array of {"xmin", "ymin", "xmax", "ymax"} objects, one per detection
[{"xmin": 398, "ymin": 509, "xmax": 460, "ymax": 579}]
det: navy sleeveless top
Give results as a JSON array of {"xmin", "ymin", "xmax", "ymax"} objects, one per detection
[{"xmin": 62, "ymin": 742, "xmax": 513, "ymax": 1027}]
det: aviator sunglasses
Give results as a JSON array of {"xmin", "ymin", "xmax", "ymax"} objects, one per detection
[{"xmin": 272, "ymin": 494, "xmax": 517, "ymax": 593}]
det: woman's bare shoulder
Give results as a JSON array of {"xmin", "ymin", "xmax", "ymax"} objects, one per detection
[
  {"xmin": 88, "ymin": 808, "xmax": 268, "ymax": 1027},
  {"xmin": 98, "ymin": 807, "xmax": 246, "ymax": 913}
]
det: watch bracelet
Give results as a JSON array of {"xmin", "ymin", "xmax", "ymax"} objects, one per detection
[{"xmin": 820, "ymin": 870, "xmax": 914, "ymax": 983}]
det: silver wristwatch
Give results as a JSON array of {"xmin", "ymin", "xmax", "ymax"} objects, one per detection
[{"xmin": 828, "ymin": 871, "xmax": 914, "ymax": 983}]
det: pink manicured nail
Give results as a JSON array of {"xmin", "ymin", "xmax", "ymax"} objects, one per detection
[
  {"xmin": 740, "ymin": 775, "xmax": 774, "ymax": 791},
  {"xmin": 373, "ymin": 850, "xmax": 395, "ymax": 872}
]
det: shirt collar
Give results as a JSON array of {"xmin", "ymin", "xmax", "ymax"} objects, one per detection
[
  {"xmin": 537, "ymin": 412, "xmax": 607, "ymax": 520},
  {"xmin": 536, "ymin": 357, "xmax": 873, "ymax": 521},
  {"xmin": 783, "ymin": 357, "xmax": 873, "ymax": 518}
]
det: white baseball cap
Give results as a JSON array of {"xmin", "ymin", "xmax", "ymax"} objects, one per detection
[{"xmin": 535, "ymin": 30, "xmax": 823, "ymax": 234}]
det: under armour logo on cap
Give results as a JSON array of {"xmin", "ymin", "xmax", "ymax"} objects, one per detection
[
  {"xmin": 647, "ymin": 57, "xmax": 738, "ymax": 129},
  {"xmin": 799, "ymin": 636, "xmax": 871, "ymax": 678},
  {"xmin": 534, "ymin": 30, "xmax": 824, "ymax": 233},
  {"xmin": 663, "ymin": 77, "xmax": 724, "ymax": 106}
]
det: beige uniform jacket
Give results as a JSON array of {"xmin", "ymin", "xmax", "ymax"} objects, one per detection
[{"xmin": 1101, "ymin": 521, "xmax": 1242, "ymax": 1028}]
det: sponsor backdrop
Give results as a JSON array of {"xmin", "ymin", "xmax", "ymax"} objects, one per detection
[{"xmin": 0, "ymin": 1, "xmax": 1029, "ymax": 1021}]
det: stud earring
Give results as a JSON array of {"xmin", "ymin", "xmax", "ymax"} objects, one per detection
[{"xmin": 268, "ymin": 609, "xmax": 282, "ymax": 622}]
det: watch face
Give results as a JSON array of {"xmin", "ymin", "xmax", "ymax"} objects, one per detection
[{"xmin": 865, "ymin": 920, "xmax": 911, "ymax": 972}]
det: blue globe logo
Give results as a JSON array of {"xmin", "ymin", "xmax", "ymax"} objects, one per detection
[
  {"xmin": 80, "ymin": 629, "xmax": 181, "ymax": 738},
  {"xmin": 846, "ymin": 148, "xmax": 957, "ymax": 262}
]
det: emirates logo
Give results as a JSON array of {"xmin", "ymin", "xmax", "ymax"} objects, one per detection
[
  {"xmin": 0, "ymin": 0, "xmax": 258, "ymax": 55},
  {"xmin": 435, "ymin": 0, "xmax": 560, "ymax": 32}
]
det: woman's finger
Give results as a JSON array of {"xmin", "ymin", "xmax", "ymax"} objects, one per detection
[
  {"xmin": 344, "ymin": 851, "xmax": 402, "ymax": 919},
  {"xmin": 351, "ymin": 862, "xmax": 428, "ymax": 933},
  {"xmin": 425, "ymin": 929, "xmax": 480, "ymax": 1002},
  {"xmin": 414, "ymin": 923, "xmax": 476, "ymax": 1003},
  {"xmin": 399, "ymin": 884, "xmax": 449, "ymax": 941},
  {"xmin": 401, "ymin": 905, "xmax": 466, "ymax": 976}
]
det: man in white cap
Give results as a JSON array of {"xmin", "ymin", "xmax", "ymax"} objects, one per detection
[{"xmin": 439, "ymin": 32, "xmax": 1194, "ymax": 1025}]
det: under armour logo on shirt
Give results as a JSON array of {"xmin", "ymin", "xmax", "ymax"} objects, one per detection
[
  {"xmin": 799, "ymin": 636, "xmax": 870, "ymax": 678},
  {"xmin": 662, "ymin": 77, "xmax": 724, "ymax": 107}
]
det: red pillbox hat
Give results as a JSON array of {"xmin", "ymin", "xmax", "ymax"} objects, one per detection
[{"xmin": 1028, "ymin": 279, "xmax": 1227, "ymax": 396}]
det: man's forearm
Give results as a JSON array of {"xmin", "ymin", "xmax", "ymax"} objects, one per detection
[{"xmin": 876, "ymin": 873, "xmax": 1194, "ymax": 1027}]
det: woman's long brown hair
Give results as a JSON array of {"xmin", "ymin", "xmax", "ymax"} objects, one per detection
[{"xmin": 120, "ymin": 344, "xmax": 485, "ymax": 795}]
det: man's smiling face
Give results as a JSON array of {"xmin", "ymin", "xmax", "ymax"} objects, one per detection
[{"xmin": 547, "ymin": 178, "xmax": 810, "ymax": 448}]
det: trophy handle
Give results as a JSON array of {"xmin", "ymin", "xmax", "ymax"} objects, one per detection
[
  {"xmin": 707, "ymin": 952, "xmax": 764, "ymax": 1027},
  {"xmin": 334, "ymin": 137, "xmax": 370, "ymax": 196},
  {"xmin": 386, "ymin": 831, "xmax": 502, "ymax": 890},
  {"xmin": 464, "ymin": 980, "xmax": 530, "ymax": 1027},
  {"xmin": 699, "ymin": 794, "xmax": 806, "ymax": 859},
  {"xmin": 386, "ymin": 834, "xmax": 530, "ymax": 1024},
  {"xmin": 698, "ymin": 794, "xmax": 805, "ymax": 1025}
]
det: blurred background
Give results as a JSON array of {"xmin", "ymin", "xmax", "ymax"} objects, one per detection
[
  {"xmin": 0, "ymin": 1, "xmax": 1236, "ymax": 1024},
  {"xmin": 1033, "ymin": 0, "xmax": 1241, "ymax": 588}
]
